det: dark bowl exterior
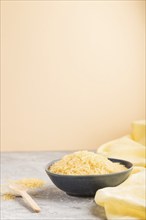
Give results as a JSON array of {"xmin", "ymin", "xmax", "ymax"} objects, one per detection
[{"xmin": 45, "ymin": 158, "xmax": 133, "ymax": 197}]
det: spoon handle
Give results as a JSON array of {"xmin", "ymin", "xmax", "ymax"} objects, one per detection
[{"xmin": 21, "ymin": 191, "xmax": 41, "ymax": 213}]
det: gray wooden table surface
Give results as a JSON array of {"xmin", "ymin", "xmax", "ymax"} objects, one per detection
[{"xmin": 1, "ymin": 151, "xmax": 106, "ymax": 220}]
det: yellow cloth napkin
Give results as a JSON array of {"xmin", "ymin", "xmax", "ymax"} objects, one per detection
[
  {"xmin": 95, "ymin": 120, "xmax": 146, "ymax": 219},
  {"xmin": 95, "ymin": 167, "xmax": 146, "ymax": 220},
  {"xmin": 97, "ymin": 136, "xmax": 146, "ymax": 167}
]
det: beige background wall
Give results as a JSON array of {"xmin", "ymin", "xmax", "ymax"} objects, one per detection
[{"xmin": 1, "ymin": 1, "xmax": 145, "ymax": 151}]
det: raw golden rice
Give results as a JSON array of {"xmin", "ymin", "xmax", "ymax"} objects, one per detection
[
  {"xmin": 49, "ymin": 151, "xmax": 127, "ymax": 175},
  {"xmin": 1, "ymin": 178, "xmax": 46, "ymax": 201},
  {"xmin": 2, "ymin": 194, "xmax": 15, "ymax": 201},
  {"xmin": 15, "ymin": 178, "xmax": 45, "ymax": 189}
]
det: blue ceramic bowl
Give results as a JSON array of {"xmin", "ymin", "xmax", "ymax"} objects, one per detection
[{"xmin": 45, "ymin": 158, "xmax": 133, "ymax": 197}]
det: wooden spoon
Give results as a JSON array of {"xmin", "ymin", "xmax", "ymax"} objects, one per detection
[{"xmin": 9, "ymin": 183, "xmax": 41, "ymax": 213}]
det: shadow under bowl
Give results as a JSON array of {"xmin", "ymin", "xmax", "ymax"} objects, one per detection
[{"xmin": 45, "ymin": 158, "xmax": 133, "ymax": 197}]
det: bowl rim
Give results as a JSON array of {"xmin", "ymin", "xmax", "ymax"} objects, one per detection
[{"xmin": 45, "ymin": 158, "xmax": 133, "ymax": 177}]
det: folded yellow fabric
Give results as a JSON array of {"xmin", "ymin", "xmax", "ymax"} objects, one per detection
[
  {"xmin": 95, "ymin": 167, "xmax": 146, "ymax": 220},
  {"xmin": 97, "ymin": 136, "xmax": 146, "ymax": 167},
  {"xmin": 95, "ymin": 120, "xmax": 146, "ymax": 219}
]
